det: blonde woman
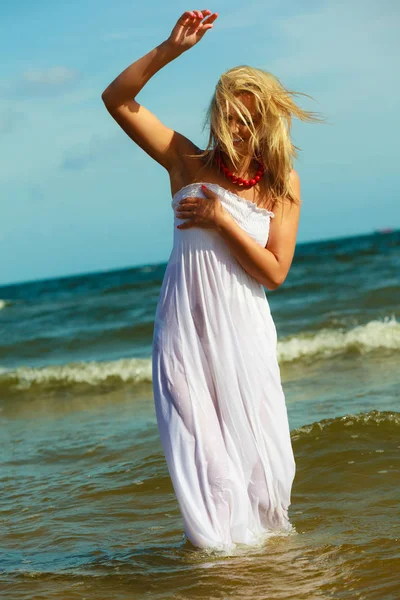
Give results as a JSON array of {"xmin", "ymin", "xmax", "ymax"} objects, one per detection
[{"xmin": 102, "ymin": 9, "xmax": 319, "ymax": 551}]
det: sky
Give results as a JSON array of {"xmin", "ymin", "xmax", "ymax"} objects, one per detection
[{"xmin": 0, "ymin": 0, "xmax": 399, "ymax": 286}]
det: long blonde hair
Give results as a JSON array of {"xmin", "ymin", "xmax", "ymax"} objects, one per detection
[{"xmin": 197, "ymin": 65, "xmax": 324, "ymax": 209}]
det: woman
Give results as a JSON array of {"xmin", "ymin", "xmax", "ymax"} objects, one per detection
[{"xmin": 102, "ymin": 10, "xmax": 319, "ymax": 551}]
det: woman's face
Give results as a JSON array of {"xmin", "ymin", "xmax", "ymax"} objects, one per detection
[{"xmin": 225, "ymin": 93, "xmax": 259, "ymax": 157}]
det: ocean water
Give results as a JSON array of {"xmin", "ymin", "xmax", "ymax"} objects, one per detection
[{"xmin": 1, "ymin": 229, "xmax": 399, "ymax": 600}]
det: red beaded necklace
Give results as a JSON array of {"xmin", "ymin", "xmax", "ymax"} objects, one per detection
[{"xmin": 217, "ymin": 154, "xmax": 264, "ymax": 188}]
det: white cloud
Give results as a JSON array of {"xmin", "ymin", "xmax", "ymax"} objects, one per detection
[
  {"xmin": 60, "ymin": 132, "xmax": 130, "ymax": 171},
  {"xmin": 14, "ymin": 66, "xmax": 80, "ymax": 97},
  {"xmin": 22, "ymin": 66, "xmax": 78, "ymax": 85}
]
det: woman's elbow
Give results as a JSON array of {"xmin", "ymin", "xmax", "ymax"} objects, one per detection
[{"xmin": 264, "ymin": 272, "xmax": 286, "ymax": 291}]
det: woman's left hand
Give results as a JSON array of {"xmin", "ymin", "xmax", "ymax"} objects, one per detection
[{"xmin": 176, "ymin": 185, "xmax": 228, "ymax": 230}]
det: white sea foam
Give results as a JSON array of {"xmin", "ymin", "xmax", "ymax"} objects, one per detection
[
  {"xmin": 9, "ymin": 357, "xmax": 152, "ymax": 390},
  {"xmin": 277, "ymin": 315, "xmax": 399, "ymax": 363},
  {"xmin": 1, "ymin": 317, "xmax": 398, "ymax": 389}
]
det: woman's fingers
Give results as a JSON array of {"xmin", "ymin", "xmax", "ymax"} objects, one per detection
[
  {"xmin": 201, "ymin": 12, "xmax": 218, "ymax": 25},
  {"xmin": 175, "ymin": 11, "xmax": 194, "ymax": 29},
  {"xmin": 177, "ymin": 9, "xmax": 218, "ymax": 27},
  {"xmin": 179, "ymin": 10, "xmax": 195, "ymax": 19},
  {"xmin": 191, "ymin": 9, "xmax": 215, "ymax": 23},
  {"xmin": 196, "ymin": 12, "xmax": 218, "ymax": 35},
  {"xmin": 177, "ymin": 9, "xmax": 215, "ymax": 21},
  {"xmin": 177, "ymin": 198, "xmax": 197, "ymax": 217},
  {"xmin": 178, "ymin": 204, "xmax": 197, "ymax": 211},
  {"xmin": 179, "ymin": 196, "xmax": 198, "ymax": 206},
  {"xmin": 170, "ymin": 10, "xmax": 217, "ymax": 49}
]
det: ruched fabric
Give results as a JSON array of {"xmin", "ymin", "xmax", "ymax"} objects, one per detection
[{"xmin": 152, "ymin": 182, "xmax": 296, "ymax": 551}]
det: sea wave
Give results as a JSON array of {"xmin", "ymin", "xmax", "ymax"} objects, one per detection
[
  {"xmin": 278, "ymin": 315, "xmax": 399, "ymax": 362},
  {"xmin": 291, "ymin": 409, "xmax": 400, "ymax": 443},
  {"xmin": 0, "ymin": 317, "xmax": 398, "ymax": 393},
  {"xmin": 0, "ymin": 298, "xmax": 11, "ymax": 310},
  {"xmin": 0, "ymin": 358, "xmax": 152, "ymax": 393},
  {"xmin": 291, "ymin": 410, "xmax": 399, "ymax": 478}
]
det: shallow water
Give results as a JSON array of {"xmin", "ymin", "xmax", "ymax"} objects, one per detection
[
  {"xmin": 1, "ymin": 230, "xmax": 399, "ymax": 598},
  {"xmin": 2, "ymin": 389, "xmax": 399, "ymax": 599}
]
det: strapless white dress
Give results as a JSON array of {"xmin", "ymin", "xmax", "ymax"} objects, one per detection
[{"xmin": 152, "ymin": 182, "xmax": 296, "ymax": 551}]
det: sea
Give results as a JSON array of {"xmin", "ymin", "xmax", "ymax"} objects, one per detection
[{"xmin": 1, "ymin": 229, "xmax": 399, "ymax": 600}]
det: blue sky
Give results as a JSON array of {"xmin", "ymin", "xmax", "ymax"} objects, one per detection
[{"xmin": 1, "ymin": 0, "xmax": 399, "ymax": 286}]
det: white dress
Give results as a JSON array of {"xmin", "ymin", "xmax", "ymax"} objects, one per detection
[{"xmin": 152, "ymin": 182, "xmax": 296, "ymax": 551}]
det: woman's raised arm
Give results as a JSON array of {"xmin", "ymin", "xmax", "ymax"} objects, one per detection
[{"xmin": 101, "ymin": 10, "xmax": 218, "ymax": 172}]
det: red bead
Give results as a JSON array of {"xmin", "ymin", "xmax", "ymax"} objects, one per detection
[{"xmin": 217, "ymin": 154, "xmax": 264, "ymax": 188}]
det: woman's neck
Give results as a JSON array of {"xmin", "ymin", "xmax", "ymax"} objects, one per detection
[{"xmin": 221, "ymin": 153, "xmax": 259, "ymax": 179}]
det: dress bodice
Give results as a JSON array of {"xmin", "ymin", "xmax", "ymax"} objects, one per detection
[{"xmin": 171, "ymin": 182, "xmax": 274, "ymax": 248}]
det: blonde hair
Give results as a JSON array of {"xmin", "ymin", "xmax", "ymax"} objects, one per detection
[{"xmin": 197, "ymin": 65, "xmax": 324, "ymax": 209}]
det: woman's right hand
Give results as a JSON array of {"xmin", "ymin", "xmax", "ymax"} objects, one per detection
[{"xmin": 167, "ymin": 10, "xmax": 218, "ymax": 53}]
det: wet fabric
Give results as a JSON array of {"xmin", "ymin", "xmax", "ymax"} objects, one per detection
[{"xmin": 152, "ymin": 182, "xmax": 296, "ymax": 551}]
